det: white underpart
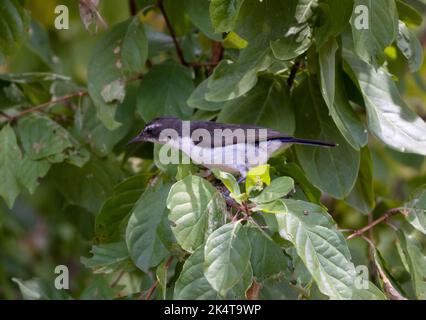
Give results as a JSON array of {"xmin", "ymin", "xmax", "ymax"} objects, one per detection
[{"xmin": 163, "ymin": 136, "xmax": 289, "ymax": 174}]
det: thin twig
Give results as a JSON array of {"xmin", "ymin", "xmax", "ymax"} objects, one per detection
[
  {"xmin": 143, "ymin": 256, "xmax": 174, "ymax": 300},
  {"xmin": 110, "ymin": 270, "xmax": 125, "ymax": 288},
  {"xmin": 128, "ymin": 0, "xmax": 138, "ymax": 15},
  {"xmin": 13, "ymin": 91, "xmax": 88, "ymax": 121},
  {"xmin": 347, "ymin": 208, "xmax": 404, "ymax": 240},
  {"xmin": 0, "ymin": 111, "xmax": 13, "ymax": 121},
  {"xmin": 157, "ymin": 0, "xmax": 188, "ymax": 66}
]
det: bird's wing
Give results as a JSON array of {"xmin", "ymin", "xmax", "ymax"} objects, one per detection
[{"xmin": 187, "ymin": 120, "xmax": 289, "ymax": 148}]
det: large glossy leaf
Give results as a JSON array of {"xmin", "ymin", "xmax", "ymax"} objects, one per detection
[
  {"xmin": 174, "ymin": 245, "xmax": 220, "ymax": 300},
  {"xmin": 0, "ymin": 124, "xmax": 22, "ymax": 207},
  {"xmin": 217, "ymin": 76, "xmax": 295, "ymax": 134},
  {"xmin": 126, "ymin": 180, "xmax": 173, "ymax": 272},
  {"xmin": 343, "ymin": 47, "xmax": 426, "ymax": 156},
  {"xmin": 276, "ymin": 199, "xmax": 357, "ymax": 299},
  {"xmin": 294, "ymin": 80, "xmax": 360, "ymax": 199},
  {"xmin": 350, "ymin": 0, "xmax": 398, "ymax": 66},
  {"xmin": 0, "ymin": 0, "xmax": 30, "ymax": 63},
  {"xmin": 137, "ymin": 60, "xmax": 193, "ymax": 121},
  {"xmin": 167, "ymin": 175, "xmax": 226, "ymax": 253},
  {"xmin": 319, "ymin": 39, "xmax": 367, "ymax": 150},
  {"xmin": 246, "ymin": 222, "xmax": 289, "ymax": 281},
  {"xmin": 88, "ymin": 15, "xmax": 147, "ymax": 130},
  {"xmin": 205, "ymin": 47, "xmax": 273, "ymax": 102},
  {"xmin": 204, "ymin": 222, "xmax": 251, "ymax": 294}
]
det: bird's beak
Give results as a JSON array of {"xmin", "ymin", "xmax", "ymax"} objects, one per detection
[{"xmin": 126, "ymin": 134, "xmax": 144, "ymax": 146}]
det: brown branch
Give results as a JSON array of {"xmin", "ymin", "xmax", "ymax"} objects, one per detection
[
  {"xmin": 13, "ymin": 91, "xmax": 88, "ymax": 121},
  {"xmin": 157, "ymin": 0, "xmax": 188, "ymax": 66},
  {"xmin": 347, "ymin": 208, "xmax": 405, "ymax": 240},
  {"xmin": 128, "ymin": 0, "xmax": 138, "ymax": 15},
  {"xmin": 143, "ymin": 256, "xmax": 174, "ymax": 300}
]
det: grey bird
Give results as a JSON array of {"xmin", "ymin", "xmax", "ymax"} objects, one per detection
[{"xmin": 128, "ymin": 116, "xmax": 336, "ymax": 180}]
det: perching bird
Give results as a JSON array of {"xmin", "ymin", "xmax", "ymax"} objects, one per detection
[{"xmin": 128, "ymin": 117, "xmax": 336, "ymax": 179}]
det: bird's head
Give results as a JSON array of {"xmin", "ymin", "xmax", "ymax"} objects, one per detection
[{"xmin": 127, "ymin": 116, "xmax": 181, "ymax": 145}]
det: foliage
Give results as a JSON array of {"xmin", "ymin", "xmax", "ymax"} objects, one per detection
[{"xmin": 1, "ymin": 0, "xmax": 426, "ymax": 300}]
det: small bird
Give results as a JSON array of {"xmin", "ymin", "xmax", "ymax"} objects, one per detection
[{"xmin": 128, "ymin": 117, "xmax": 336, "ymax": 180}]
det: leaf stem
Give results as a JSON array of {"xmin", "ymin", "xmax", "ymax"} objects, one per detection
[
  {"xmin": 143, "ymin": 256, "xmax": 174, "ymax": 300},
  {"xmin": 347, "ymin": 208, "xmax": 405, "ymax": 240}
]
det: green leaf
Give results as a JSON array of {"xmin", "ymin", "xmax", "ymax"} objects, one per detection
[
  {"xmin": 137, "ymin": 61, "xmax": 193, "ymax": 122},
  {"xmin": 0, "ymin": 0, "xmax": 30, "ymax": 63},
  {"xmin": 246, "ymin": 222, "xmax": 289, "ymax": 281},
  {"xmin": 167, "ymin": 175, "xmax": 226, "ymax": 253},
  {"xmin": 343, "ymin": 47, "xmax": 426, "ymax": 156},
  {"xmin": 276, "ymin": 199, "xmax": 357, "ymax": 299},
  {"xmin": 26, "ymin": 20, "xmax": 54, "ymax": 67},
  {"xmin": 0, "ymin": 124, "xmax": 22, "ymax": 207},
  {"xmin": 174, "ymin": 245, "xmax": 220, "ymax": 299},
  {"xmin": 88, "ymin": 15, "xmax": 147, "ymax": 130},
  {"xmin": 397, "ymin": 231, "xmax": 426, "ymax": 299},
  {"xmin": 345, "ymin": 147, "xmax": 375, "ymax": 214},
  {"xmin": 251, "ymin": 177, "xmax": 294, "ymax": 204},
  {"xmin": 314, "ymin": 0, "xmax": 353, "ymax": 47},
  {"xmin": 352, "ymin": 282, "xmax": 388, "ymax": 300},
  {"xmin": 187, "ymin": 78, "xmax": 223, "ymax": 111},
  {"xmin": 81, "ymin": 242, "xmax": 131, "ymax": 274},
  {"xmin": 350, "ymin": 0, "xmax": 398, "ymax": 66},
  {"xmin": 204, "ymin": 221, "xmax": 251, "ymax": 295},
  {"xmin": 223, "ymin": 31, "xmax": 248, "ymax": 49},
  {"xmin": 74, "ymin": 89, "xmax": 136, "ymax": 157},
  {"xmin": 79, "ymin": 275, "xmax": 122, "ymax": 299},
  {"xmin": 319, "ymin": 39, "xmax": 367, "ymax": 150},
  {"xmin": 50, "ymin": 159, "xmax": 122, "ymax": 213},
  {"xmin": 403, "ymin": 187, "xmax": 426, "ymax": 235},
  {"xmin": 126, "ymin": 180, "xmax": 173, "ymax": 272},
  {"xmin": 212, "ymin": 168, "xmax": 243, "ymax": 202},
  {"xmin": 295, "ymin": 0, "xmax": 318, "ymax": 23},
  {"xmin": 185, "ymin": 0, "xmax": 221, "ymax": 40},
  {"xmin": 205, "ymin": 47, "xmax": 273, "ymax": 102},
  {"xmin": 95, "ymin": 174, "xmax": 148, "ymax": 243},
  {"xmin": 12, "ymin": 278, "xmax": 71, "ymax": 300},
  {"xmin": 18, "ymin": 114, "xmax": 73, "ymax": 160},
  {"xmin": 16, "ymin": 157, "xmax": 51, "ymax": 195},
  {"xmin": 396, "ymin": 21, "xmax": 423, "ymax": 72},
  {"xmin": 294, "ymin": 79, "xmax": 360, "ymax": 199},
  {"xmin": 217, "ymin": 76, "xmax": 295, "ymax": 134},
  {"xmin": 253, "ymin": 199, "xmax": 289, "ymax": 214},
  {"xmin": 396, "ymin": 0, "xmax": 423, "ymax": 27},
  {"xmin": 209, "ymin": 0, "xmax": 244, "ymax": 33},
  {"xmin": 246, "ymin": 164, "xmax": 271, "ymax": 194}
]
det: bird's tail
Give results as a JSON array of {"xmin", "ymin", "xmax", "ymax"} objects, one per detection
[{"xmin": 275, "ymin": 137, "xmax": 337, "ymax": 147}]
